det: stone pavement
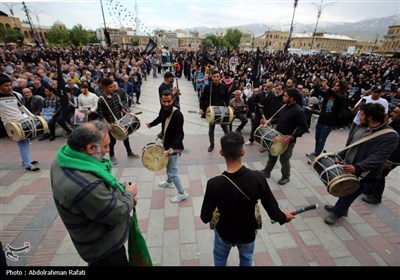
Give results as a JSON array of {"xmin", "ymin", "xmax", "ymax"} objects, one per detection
[{"xmin": 0, "ymin": 74, "xmax": 399, "ymax": 267}]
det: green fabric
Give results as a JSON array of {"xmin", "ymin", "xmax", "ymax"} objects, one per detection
[
  {"xmin": 56, "ymin": 144, "xmax": 124, "ymax": 193},
  {"xmin": 56, "ymin": 144, "xmax": 152, "ymax": 266},
  {"xmin": 129, "ymin": 212, "xmax": 153, "ymax": 266}
]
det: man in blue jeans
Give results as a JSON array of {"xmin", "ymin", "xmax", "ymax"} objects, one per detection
[
  {"xmin": 147, "ymin": 90, "xmax": 188, "ymax": 203},
  {"xmin": 0, "ymin": 74, "xmax": 40, "ymax": 172},
  {"xmin": 324, "ymin": 103, "xmax": 399, "ymax": 225},
  {"xmin": 201, "ymin": 132, "xmax": 293, "ymax": 266}
]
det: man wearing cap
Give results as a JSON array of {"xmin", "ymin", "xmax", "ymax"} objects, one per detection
[
  {"xmin": 349, "ymin": 85, "xmax": 389, "ymax": 136},
  {"xmin": 159, "ymin": 71, "xmax": 180, "ymax": 110}
]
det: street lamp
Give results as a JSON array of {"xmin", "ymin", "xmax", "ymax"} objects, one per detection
[
  {"xmin": 310, "ymin": 0, "xmax": 336, "ymax": 50},
  {"xmin": 284, "ymin": 0, "xmax": 298, "ymax": 53}
]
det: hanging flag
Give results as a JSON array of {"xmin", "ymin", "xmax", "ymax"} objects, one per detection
[
  {"xmin": 56, "ymin": 55, "xmax": 68, "ymax": 120},
  {"xmin": 251, "ymin": 47, "xmax": 262, "ymax": 87},
  {"xmin": 142, "ymin": 38, "xmax": 157, "ymax": 55}
]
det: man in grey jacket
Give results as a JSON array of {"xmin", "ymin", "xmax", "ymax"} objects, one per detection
[
  {"xmin": 50, "ymin": 121, "xmax": 138, "ymax": 266},
  {"xmin": 324, "ymin": 103, "xmax": 399, "ymax": 225}
]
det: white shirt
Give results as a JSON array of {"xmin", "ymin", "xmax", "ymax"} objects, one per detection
[
  {"xmin": 353, "ymin": 96, "xmax": 389, "ymax": 125},
  {"xmin": 0, "ymin": 92, "xmax": 29, "ymax": 123},
  {"xmin": 78, "ymin": 92, "xmax": 99, "ymax": 113}
]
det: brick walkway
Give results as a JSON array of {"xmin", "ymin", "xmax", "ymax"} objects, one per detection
[{"xmin": 1, "ymin": 74, "xmax": 399, "ymax": 266}]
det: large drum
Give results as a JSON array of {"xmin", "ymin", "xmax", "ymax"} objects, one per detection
[
  {"xmin": 110, "ymin": 113, "xmax": 140, "ymax": 141},
  {"xmin": 312, "ymin": 152, "xmax": 359, "ymax": 197},
  {"xmin": 253, "ymin": 126, "xmax": 288, "ymax": 156},
  {"xmin": 5, "ymin": 116, "xmax": 48, "ymax": 142},
  {"xmin": 206, "ymin": 106, "xmax": 234, "ymax": 125},
  {"xmin": 142, "ymin": 143, "xmax": 169, "ymax": 172}
]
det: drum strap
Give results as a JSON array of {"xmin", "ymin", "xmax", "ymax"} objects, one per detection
[
  {"xmin": 11, "ymin": 92, "xmax": 34, "ymax": 117},
  {"xmin": 336, "ymin": 128, "xmax": 397, "ymax": 155},
  {"xmin": 222, "ymin": 174, "xmax": 251, "ymax": 201},
  {"xmin": 336, "ymin": 128, "xmax": 397, "ymax": 180},
  {"xmin": 100, "ymin": 96, "xmax": 119, "ymax": 122},
  {"xmin": 162, "ymin": 107, "xmax": 177, "ymax": 143}
]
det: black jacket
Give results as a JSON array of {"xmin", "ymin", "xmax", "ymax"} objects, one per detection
[
  {"xmin": 149, "ymin": 107, "xmax": 184, "ymax": 151},
  {"xmin": 339, "ymin": 123, "xmax": 399, "ymax": 181},
  {"xmin": 201, "ymin": 166, "xmax": 287, "ymax": 244},
  {"xmin": 275, "ymin": 103, "xmax": 308, "ymax": 143},
  {"xmin": 200, "ymin": 82, "xmax": 230, "ymax": 112}
]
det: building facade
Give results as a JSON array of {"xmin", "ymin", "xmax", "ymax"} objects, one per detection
[{"xmin": 380, "ymin": 25, "xmax": 400, "ymax": 55}]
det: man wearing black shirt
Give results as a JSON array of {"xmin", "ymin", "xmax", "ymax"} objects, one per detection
[
  {"xmin": 260, "ymin": 88, "xmax": 308, "ymax": 185},
  {"xmin": 201, "ymin": 132, "xmax": 293, "ymax": 266},
  {"xmin": 158, "ymin": 72, "xmax": 180, "ymax": 110},
  {"xmin": 199, "ymin": 70, "xmax": 230, "ymax": 152}
]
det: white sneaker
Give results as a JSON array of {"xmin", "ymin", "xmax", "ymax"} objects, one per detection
[
  {"xmin": 245, "ymin": 140, "xmax": 253, "ymax": 146},
  {"xmin": 170, "ymin": 192, "xmax": 189, "ymax": 203},
  {"xmin": 158, "ymin": 181, "xmax": 175, "ymax": 189}
]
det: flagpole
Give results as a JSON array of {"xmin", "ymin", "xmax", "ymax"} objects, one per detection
[{"xmin": 100, "ymin": 0, "xmax": 111, "ymax": 47}]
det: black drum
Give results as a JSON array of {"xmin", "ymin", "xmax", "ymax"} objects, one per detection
[
  {"xmin": 206, "ymin": 106, "xmax": 234, "ymax": 125},
  {"xmin": 5, "ymin": 116, "xmax": 48, "ymax": 142},
  {"xmin": 110, "ymin": 113, "xmax": 141, "ymax": 141},
  {"xmin": 312, "ymin": 152, "xmax": 359, "ymax": 197}
]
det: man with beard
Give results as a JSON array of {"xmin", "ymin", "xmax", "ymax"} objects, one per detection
[
  {"xmin": 147, "ymin": 90, "xmax": 188, "ymax": 203},
  {"xmin": 324, "ymin": 103, "xmax": 399, "ymax": 225},
  {"xmin": 159, "ymin": 71, "xmax": 180, "ymax": 110},
  {"xmin": 50, "ymin": 121, "xmax": 138, "ymax": 266}
]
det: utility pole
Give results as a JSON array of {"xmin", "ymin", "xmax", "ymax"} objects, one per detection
[
  {"xmin": 369, "ymin": 34, "xmax": 379, "ymax": 60},
  {"xmin": 310, "ymin": 0, "xmax": 336, "ymax": 51},
  {"xmin": 284, "ymin": 0, "xmax": 298, "ymax": 53},
  {"xmin": 22, "ymin": 2, "xmax": 40, "ymax": 46}
]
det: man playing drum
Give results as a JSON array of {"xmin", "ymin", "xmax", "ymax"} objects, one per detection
[
  {"xmin": 0, "ymin": 74, "xmax": 40, "ymax": 172},
  {"xmin": 146, "ymin": 90, "xmax": 188, "ymax": 203},
  {"xmin": 97, "ymin": 78, "xmax": 140, "ymax": 164},
  {"xmin": 324, "ymin": 103, "xmax": 399, "ymax": 225},
  {"xmin": 259, "ymin": 88, "xmax": 308, "ymax": 185},
  {"xmin": 199, "ymin": 70, "xmax": 230, "ymax": 152}
]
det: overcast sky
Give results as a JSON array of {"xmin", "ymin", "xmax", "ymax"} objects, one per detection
[{"xmin": 1, "ymin": 0, "xmax": 399, "ymax": 33}]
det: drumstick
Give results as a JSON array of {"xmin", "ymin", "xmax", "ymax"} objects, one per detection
[
  {"xmin": 270, "ymin": 204, "xmax": 319, "ymax": 224},
  {"xmin": 133, "ymin": 111, "xmax": 143, "ymax": 115},
  {"xmin": 188, "ymin": 110, "xmax": 199, "ymax": 113}
]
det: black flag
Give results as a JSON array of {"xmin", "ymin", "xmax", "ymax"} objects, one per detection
[
  {"xmin": 57, "ymin": 55, "xmax": 68, "ymax": 120},
  {"xmin": 251, "ymin": 47, "xmax": 261, "ymax": 87},
  {"xmin": 142, "ymin": 38, "xmax": 157, "ymax": 55}
]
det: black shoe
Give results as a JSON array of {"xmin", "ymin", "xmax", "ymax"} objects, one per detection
[
  {"xmin": 208, "ymin": 144, "xmax": 214, "ymax": 152},
  {"xmin": 362, "ymin": 195, "xmax": 381, "ymax": 205},
  {"xmin": 278, "ymin": 178, "xmax": 290, "ymax": 185},
  {"xmin": 235, "ymin": 129, "xmax": 242, "ymax": 135},
  {"xmin": 324, "ymin": 213, "xmax": 341, "ymax": 225},
  {"xmin": 136, "ymin": 101, "xmax": 141, "ymax": 105},
  {"xmin": 25, "ymin": 166, "xmax": 41, "ymax": 172},
  {"xmin": 259, "ymin": 170, "xmax": 270, "ymax": 178},
  {"xmin": 49, "ymin": 135, "xmax": 56, "ymax": 141},
  {"xmin": 38, "ymin": 134, "xmax": 49, "ymax": 141},
  {"xmin": 324, "ymin": 204, "xmax": 334, "ymax": 212},
  {"xmin": 21, "ymin": 161, "xmax": 39, "ymax": 167},
  {"xmin": 127, "ymin": 152, "xmax": 140, "ymax": 159}
]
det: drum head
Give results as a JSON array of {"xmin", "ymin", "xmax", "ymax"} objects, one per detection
[
  {"xmin": 36, "ymin": 116, "xmax": 49, "ymax": 135},
  {"xmin": 142, "ymin": 144, "xmax": 169, "ymax": 172},
  {"xmin": 111, "ymin": 123, "xmax": 128, "ymax": 141},
  {"xmin": 328, "ymin": 175, "xmax": 359, "ymax": 197},
  {"xmin": 5, "ymin": 121, "xmax": 24, "ymax": 142},
  {"xmin": 269, "ymin": 138, "xmax": 288, "ymax": 156},
  {"xmin": 205, "ymin": 107, "xmax": 215, "ymax": 124}
]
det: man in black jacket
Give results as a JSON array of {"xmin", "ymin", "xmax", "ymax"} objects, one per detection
[
  {"xmin": 259, "ymin": 88, "xmax": 308, "ymax": 185},
  {"xmin": 199, "ymin": 70, "xmax": 230, "ymax": 152},
  {"xmin": 147, "ymin": 90, "xmax": 187, "ymax": 203},
  {"xmin": 324, "ymin": 103, "xmax": 399, "ymax": 225},
  {"xmin": 362, "ymin": 103, "xmax": 400, "ymax": 204},
  {"xmin": 201, "ymin": 132, "xmax": 293, "ymax": 266}
]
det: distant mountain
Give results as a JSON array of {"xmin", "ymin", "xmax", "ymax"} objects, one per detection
[{"xmin": 192, "ymin": 14, "xmax": 399, "ymax": 42}]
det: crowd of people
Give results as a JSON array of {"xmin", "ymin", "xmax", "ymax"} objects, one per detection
[{"xmin": 1, "ymin": 44, "xmax": 399, "ymax": 266}]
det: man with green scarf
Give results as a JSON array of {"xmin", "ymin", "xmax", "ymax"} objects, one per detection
[{"xmin": 50, "ymin": 121, "xmax": 137, "ymax": 266}]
